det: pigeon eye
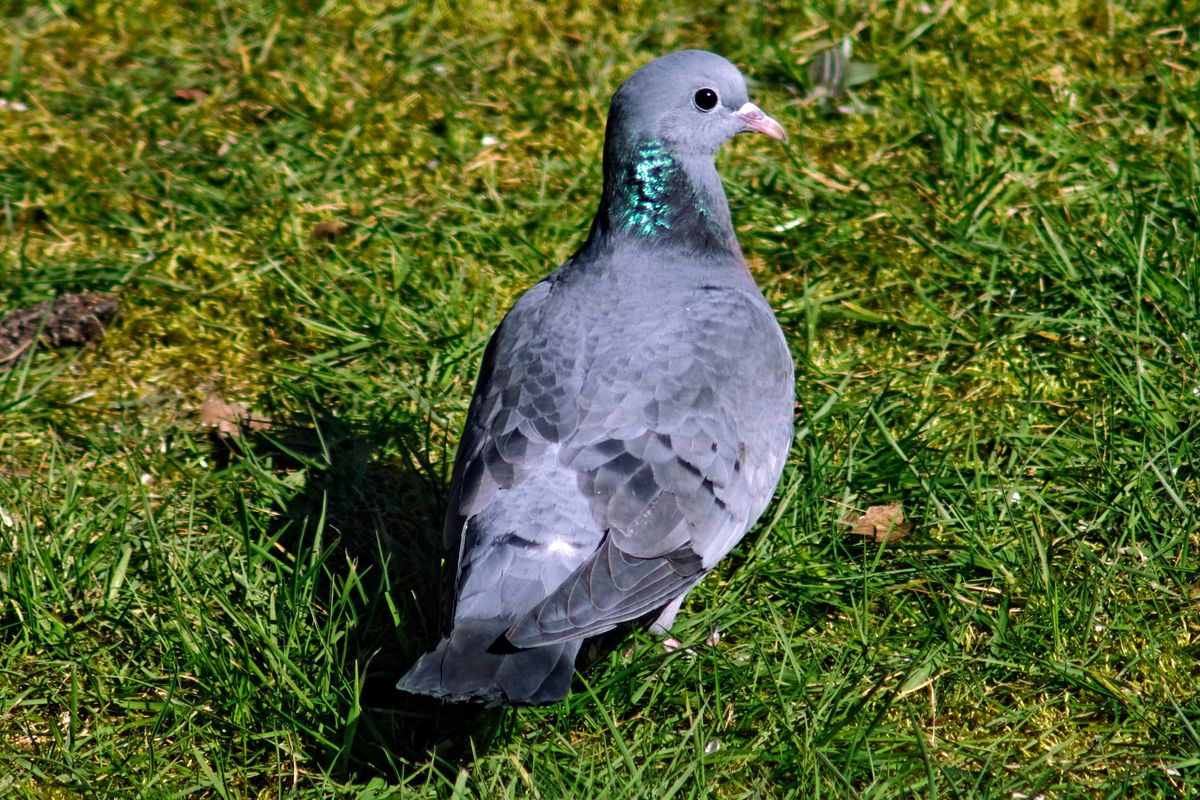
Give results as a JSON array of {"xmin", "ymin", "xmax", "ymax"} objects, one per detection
[{"xmin": 693, "ymin": 87, "xmax": 719, "ymax": 112}]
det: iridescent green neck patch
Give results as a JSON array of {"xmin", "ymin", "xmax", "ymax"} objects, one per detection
[{"xmin": 617, "ymin": 139, "xmax": 676, "ymax": 236}]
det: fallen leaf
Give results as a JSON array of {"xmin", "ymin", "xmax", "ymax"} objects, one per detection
[
  {"xmin": 313, "ymin": 220, "xmax": 350, "ymax": 240},
  {"xmin": 199, "ymin": 395, "xmax": 272, "ymax": 438},
  {"xmin": 173, "ymin": 87, "xmax": 209, "ymax": 103},
  {"xmin": 842, "ymin": 503, "xmax": 912, "ymax": 543}
]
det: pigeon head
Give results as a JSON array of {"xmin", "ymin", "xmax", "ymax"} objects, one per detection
[
  {"xmin": 608, "ymin": 50, "xmax": 785, "ymax": 154},
  {"xmin": 592, "ymin": 50, "xmax": 784, "ymax": 253}
]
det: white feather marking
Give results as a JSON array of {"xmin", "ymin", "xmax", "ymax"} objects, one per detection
[{"xmin": 546, "ymin": 538, "xmax": 580, "ymax": 556}]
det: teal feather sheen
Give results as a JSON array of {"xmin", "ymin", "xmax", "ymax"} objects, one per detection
[{"xmin": 617, "ymin": 139, "xmax": 675, "ymax": 236}]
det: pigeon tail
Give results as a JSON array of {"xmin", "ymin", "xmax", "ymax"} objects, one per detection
[{"xmin": 396, "ymin": 617, "xmax": 581, "ymax": 706}]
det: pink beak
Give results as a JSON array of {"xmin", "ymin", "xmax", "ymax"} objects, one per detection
[{"xmin": 732, "ymin": 102, "xmax": 787, "ymax": 141}]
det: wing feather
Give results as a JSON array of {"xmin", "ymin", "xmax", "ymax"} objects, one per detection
[{"xmin": 501, "ymin": 287, "xmax": 793, "ymax": 644}]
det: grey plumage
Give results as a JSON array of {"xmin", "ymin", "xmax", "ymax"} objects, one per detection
[{"xmin": 397, "ymin": 50, "xmax": 794, "ymax": 705}]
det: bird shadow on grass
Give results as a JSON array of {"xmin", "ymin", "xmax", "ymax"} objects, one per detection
[{"xmin": 210, "ymin": 411, "xmax": 511, "ymax": 783}]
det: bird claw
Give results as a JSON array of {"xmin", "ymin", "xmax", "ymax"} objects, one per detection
[{"xmin": 706, "ymin": 625, "xmax": 721, "ymax": 647}]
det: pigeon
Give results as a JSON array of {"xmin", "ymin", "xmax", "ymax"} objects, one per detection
[{"xmin": 397, "ymin": 50, "xmax": 794, "ymax": 705}]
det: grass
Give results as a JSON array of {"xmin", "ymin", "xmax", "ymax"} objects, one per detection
[{"xmin": 1, "ymin": 0, "xmax": 1198, "ymax": 796}]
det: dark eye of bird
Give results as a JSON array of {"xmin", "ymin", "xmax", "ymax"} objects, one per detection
[{"xmin": 693, "ymin": 87, "xmax": 719, "ymax": 112}]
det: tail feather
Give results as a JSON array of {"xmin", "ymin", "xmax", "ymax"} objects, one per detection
[{"xmin": 397, "ymin": 618, "xmax": 581, "ymax": 705}]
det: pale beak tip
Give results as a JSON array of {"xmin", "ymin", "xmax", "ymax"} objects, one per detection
[{"xmin": 733, "ymin": 101, "xmax": 787, "ymax": 142}]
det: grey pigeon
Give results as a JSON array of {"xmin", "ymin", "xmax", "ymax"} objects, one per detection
[{"xmin": 397, "ymin": 50, "xmax": 794, "ymax": 705}]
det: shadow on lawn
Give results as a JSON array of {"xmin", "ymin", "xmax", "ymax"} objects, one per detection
[{"xmin": 214, "ymin": 412, "xmax": 509, "ymax": 782}]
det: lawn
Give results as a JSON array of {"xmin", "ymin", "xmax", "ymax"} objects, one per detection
[{"xmin": 1, "ymin": 0, "xmax": 1198, "ymax": 797}]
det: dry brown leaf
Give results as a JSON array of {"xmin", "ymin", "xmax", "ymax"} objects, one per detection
[
  {"xmin": 313, "ymin": 220, "xmax": 350, "ymax": 240},
  {"xmin": 199, "ymin": 395, "xmax": 272, "ymax": 438},
  {"xmin": 842, "ymin": 503, "xmax": 912, "ymax": 543},
  {"xmin": 173, "ymin": 87, "xmax": 209, "ymax": 103}
]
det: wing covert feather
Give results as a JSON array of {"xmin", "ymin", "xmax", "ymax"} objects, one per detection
[{"xmin": 505, "ymin": 286, "xmax": 794, "ymax": 644}]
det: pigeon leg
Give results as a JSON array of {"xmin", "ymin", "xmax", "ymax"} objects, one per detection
[
  {"xmin": 649, "ymin": 592, "xmax": 688, "ymax": 635},
  {"xmin": 653, "ymin": 593, "xmax": 722, "ymax": 653}
]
